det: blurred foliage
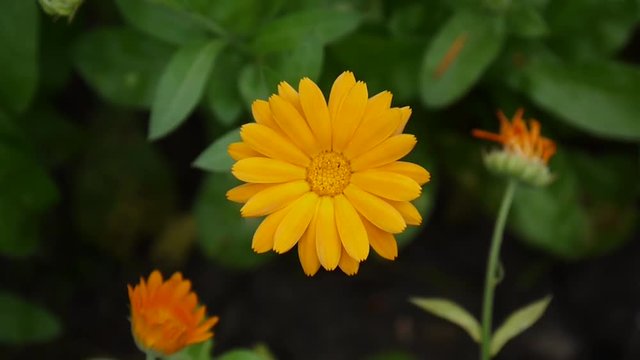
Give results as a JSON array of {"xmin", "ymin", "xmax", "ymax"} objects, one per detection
[{"xmin": 0, "ymin": 0, "xmax": 638, "ymax": 354}]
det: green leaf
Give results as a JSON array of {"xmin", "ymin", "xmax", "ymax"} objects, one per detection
[
  {"xmin": 271, "ymin": 37, "xmax": 324, "ymax": 85},
  {"xmin": 206, "ymin": 51, "xmax": 245, "ymax": 127},
  {"xmin": 149, "ymin": 40, "xmax": 225, "ymax": 140},
  {"xmin": 490, "ymin": 296, "xmax": 551, "ymax": 356},
  {"xmin": 410, "ymin": 297, "xmax": 481, "ymax": 342},
  {"xmin": 238, "ymin": 64, "xmax": 271, "ymax": 106},
  {"xmin": 193, "ymin": 128, "xmax": 240, "ymax": 172},
  {"xmin": 506, "ymin": 5, "xmax": 548, "ymax": 38},
  {"xmin": 252, "ymin": 8, "xmax": 362, "ymax": 54},
  {"xmin": 73, "ymin": 27, "xmax": 173, "ymax": 108},
  {"xmin": 0, "ymin": 292, "xmax": 61, "ymax": 344},
  {"xmin": 194, "ymin": 173, "xmax": 270, "ymax": 269},
  {"xmin": 419, "ymin": 11, "xmax": 505, "ymax": 108},
  {"xmin": 521, "ymin": 58, "xmax": 640, "ymax": 141},
  {"xmin": 167, "ymin": 340, "xmax": 213, "ymax": 360},
  {"xmin": 0, "ymin": 0, "xmax": 38, "ymax": 114},
  {"xmin": 115, "ymin": 0, "xmax": 208, "ymax": 45},
  {"xmin": 216, "ymin": 349, "xmax": 265, "ymax": 360}
]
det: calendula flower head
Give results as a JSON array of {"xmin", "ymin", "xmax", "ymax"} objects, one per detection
[
  {"xmin": 39, "ymin": 0, "xmax": 84, "ymax": 20},
  {"xmin": 227, "ymin": 71, "xmax": 430, "ymax": 276},
  {"xmin": 128, "ymin": 270, "xmax": 219, "ymax": 356},
  {"xmin": 472, "ymin": 108, "xmax": 556, "ymax": 187}
]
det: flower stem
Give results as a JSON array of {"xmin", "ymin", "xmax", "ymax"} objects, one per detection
[
  {"xmin": 145, "ymin": 352, "xmax": 156, "ymax": 360},
  {"xmin": 480, "ymin": 179, "xmax": 517, "ymax": 360}
]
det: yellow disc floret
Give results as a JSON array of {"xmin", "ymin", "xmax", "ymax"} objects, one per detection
[{"xmin": 306, "ymin": 151, "xmax": 351, "ymax": 196}]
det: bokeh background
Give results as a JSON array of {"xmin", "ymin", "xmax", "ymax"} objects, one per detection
[{"xmin": 1, "ymin": 0, "xmax": 639, "ymax": 359}]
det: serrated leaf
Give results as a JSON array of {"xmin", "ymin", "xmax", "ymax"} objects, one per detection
[
  {"xmin": 149, "ymin": 40, "xmax": 225, "ymax": 140},
  {"xmin": 115, "ymin": 0, "xmax": 208, "ymax": 45},
  {"xmin": 491, "ymin": 296, "xmax": 552, "ymax": 356},
  {"xmin": 193, "ymin": 128, "xmax": 240, "ymax": 172},
  {"xmin": 252, "ymin": 9, "xmax": 362, "ymax": 54},
  {"xmin": 194, "ymin": 173, "xmax": 270, "ymax": 269},
  {"xmin": 410, "ymin": 297, "xmax": 481, "ymax": 342},
  {"xmin": 522, "ymin": 58, "xmax": 640, "ymax": 141},
  {"xmin": 0, "ymin": 0, "xmax": 38, "ymax": 114},
  {"xmin": 73, "ymin": 27, "xmax": 172, "ymax": 108},
  {"xmin": 419, "ymin": 11, "xmax": 505, "ymax": 108},
  {"xmin": 0, "ymin": 292, "xmax": 61, "ymax": 344}
]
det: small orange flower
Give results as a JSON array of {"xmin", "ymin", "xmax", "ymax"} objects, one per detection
[
  {"xmin": 128, "ymin": 270, "xmax": 219, "ymax": 356},
  {"xmin": 473, "ymin": 108, "xmax": 556, "ymax": 186}
]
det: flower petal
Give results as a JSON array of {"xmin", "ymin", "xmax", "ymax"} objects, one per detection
[
  {"xmin": 298, "ymin": 207, "xmax": 321, "ymax": 276},
  {"xmin": 343, "ymin": 108, "xmax": 401, "ymax": 159},
  {"xmin": 274, "ymin": 192, "xmax": 319, "ymax": 254},
  {"xmin": 363, "ymin": 91, "xmax": 392, "ymax": 123},
  {"xmin": 394, "ymin": 106, "xmax": 412, "ymax": 134},
  {"xmin": 315, "ymin": 196, "xmax": 341, "ymax": 270},
  {"xmin": 350, "ymin": 134, "xmax": 416, "ymax": 171},
  {"xmin": 251, "ymin": 100, "xmax": 282, "ymax": 132},
  {"xmin": 241, "ymin": 180, "xmax": 309, "ymax": 217},
  {"xmin": 226, "ymin": 183, "xmax": 273, "ymax": 203},
  {"xmin": 376, "ymin": 161, "xmax": 431, "ymax": 185},
  {"xmin": 388, "ymin": 200, "xmax": 422, "ymax": 226},
  {"xmin": 343, "ymin": 184, "xmax": 406, "ymax": 233},
  {"xmin": 269, "ymin": 95, "xmax": 321, "ymax": 156},
  {"xmin": 252, "ymin": 205, "xmax": 291, "ymax": 253},
  {"xmin": 362, "ymin": 216, "xmax": 398, "ymax": 260},
  {"xmin": 299, "ymin": 77, "xmax": 332, "ymax": 150},
  {"xmin": 328, "ymin": 71, "xmax": 356, "ymax": 120},
  {"xmin": 232, "ymin": 157, "xmax": 306, "ymax": 183},
  {"xmin": 334, "ymin": 194, "xmax": 369, "ymax": 261},
  {"xmin": 228, "ymin": 142, "xmax": 261, "ymax": 161},
  {"xmin": 278, "ymin": 81, "xmax": 303, "ymax": 115},
  {"xmin": 332, "ymin": 81, "xmax": 368, "ymax": 152},
  {"xmin": 350, "ymin": 170, "xmax": 421, "ymax": 201},
  {"xmin": 338, "ymin": 247, "xmax": 360, "ymax": 276},
  {"xmin": 240, "ymin": 123, "xmax": 310, "ymax": 167}
]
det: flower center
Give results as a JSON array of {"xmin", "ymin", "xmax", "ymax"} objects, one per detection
[{"xmin": 307, "ymin": 151, "xmax": 351, "ymax": 196}]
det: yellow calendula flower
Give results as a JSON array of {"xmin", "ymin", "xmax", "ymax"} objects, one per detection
[
  {"xmin": 128, "ymin": 270, "xmax": 219, "ymax": 356},
  {"xmin": 227, "ymin": 71, "xmax": 431, "ymax": 276},
  {"xmin": 473, "ymin": 108, "xmax": 556, "ymax": 187}
]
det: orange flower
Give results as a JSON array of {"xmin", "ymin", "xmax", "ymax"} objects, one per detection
[
  {"xmin": 128, "ymin": 270, "xmax": 219, "ymax": 356},
  {"xmin": 472, "ymin": 108, "xmax": 556, "ymax": 186},
  {"xmin": 473, "ymin": 108, "xmax": 556, "ymax": 164}
]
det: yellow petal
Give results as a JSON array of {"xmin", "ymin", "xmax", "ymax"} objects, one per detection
[
  {"xmin": 252, "ymin": 206, "xmax": 291, "ymax": 253},
  {"xmin": 273, "ymin": 192, "xmax": 319, "ymax": 254},
  {"xmin": 343, "ymin": 108, "xmax": 402, "ymax": 159},
  {"xmin": 251, "ymin": 100, "xmax": 282, "ymax": 132},
  {"xmin": 388, "ymin": 200, "xmax": 422, "ymax": 226},
  {"xmin": 328, "ymin": 71, "xmax": 356, "ymax": 121},
  {"xmin": 350, "ymin": 134, "xmax": 417, "ymax": 171},
  {"xmin": 278, "ymin": 81, "xmax": 303, "ymax": 115},
  {"xmin": 299, "ymin": 77, "xmax": 332, "ymax": 150},
  {"xmin": 269, "ymin": 95, "xmax": 321, "ymax": 156},
  {"xmin": 350, "ymin": 170, "xmax": 421, "ymax": 201},
  {"xmin": 226, "ymin": 183, "xmax": 273, "ymax": 203},
  {"xmin": 232, "ymin": 157, "xmax": 306, "ymax": 183},
  {"xmin": 334, "ymin": 194, "xmax": 369, "ymax": 261},
  {"xmin": 338, "ymin": 247, "xmax": 360, "ymax": 276},
  {"xmin": 376, "ymin": 161, "xmax": 431, "ymax": 185},
  {"xmin": 332, "ymin": 81, "xmax": 368, "ymax": 152},
  {"xmin": 241, "ymin": 180, "xmax": 309, "ymax": 217},
  {"xmin": 363, "ymin": 91, "xmax": 392, "ymax": 123},
  {"xmin": 362, "ymin": 216, "xmax": 398, "ymax": 260},
  {"xmin": 343, "ymin": 184, "xmax": 406, "ymax": 233},
  {"xmin": 240, "ymin": 123, "xmax": 310, "ymax": 167},
  {"xmin": 315, "ymin": 196, "xmax": 341, "ymax": 270},
  {"xmin": 394, "ymin": 106, "xmax": 412, "ymax": 134},
  {"xmin": 228, "ymin": 142, "xmax": 261, "ymax": 161},
  {"xmin": 298, "ymin": 207, "xmax": 321, "ymax": 276}
]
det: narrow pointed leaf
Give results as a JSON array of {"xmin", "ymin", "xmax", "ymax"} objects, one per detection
[
  {"xmin": 149, "ymin": 40, "xmax": 224, "ymax": 140},
  {"xmin": 410, "ymin": 297, "xmax": 481, "ymax": 342},
  {"xmin": 491, "ymin": 296, "xmax": 552, "ymax": 356},
  {"xmin": 193, "ymin": 128, "xmax": 240, "ymax": 172}
]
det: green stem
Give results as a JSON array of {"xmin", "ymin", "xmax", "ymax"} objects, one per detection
[
  {"xmin": 480, "ymin": 180, "xmax": 517, "ymax": 360},
  {"xmin": 145, "ymin": 352, "xmax": 156, "ymax": 360}
]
